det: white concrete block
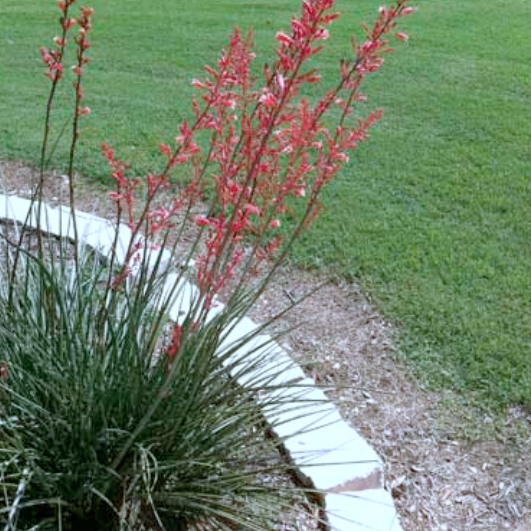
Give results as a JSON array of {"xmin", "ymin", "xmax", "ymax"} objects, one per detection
[
  {"xmin": 144, "ymin": 247, "xmax": 173, "ymax": 275},
  {"xmin": 220, "ymin": 323, "xmax": 289, "ymax": 370},
  {"xmin": 38, "ymin": 205, "xmax": 109, "ymax": 245},
  {"xmin": 49, "ymin": 212, "xmax": 93, "ymax": 242},
  {"xmin": 265, "ymin": 384, "xmax": 339, "ymax": 430},
  {"xmin": 6, "ymin": 200, "xmax": 55, "ymax": 235},
  {"xmin": 101, "ymin": 222, "xmax": 135, "ymax": 263},
  {"xmin": 269, "ymin": 358, "xmax": 307, "ymax": 385},
  {"xmin": 204, "ymin": 299, "xmax": 226, "ymax": 323},
  {"xmin": 216, "ymin": 320, "xmax": 306, "ymax": 391},
  {"xmin": 326, "ymin": 489, "xmax": 403, "ymax": 531},
  {"xmin": 0, "ymin": 195, "xmax": 32, "ymax": 224},
  {"xmin": 217, "ymin": 319, "xmax": 273, "ymax": 372},
  {"xmin": 284, "ymin": 423, "xmax": 381, "ymax": 490},
  {"xmin": 57, "ymin": 206, "xmax": 134, "ymax": 264},
  {"xmin": 219, "ymin": 317, "xmax": 260, "ymax": 348},
  {"xmin": 57, "ymin": 206, "xmax": 107, "ymax": 239},
  {"xmin": 219, "ymin": 332, "xmax": 277, "ymax": 377},
  {"xmin": 0, "ymin": 196, "xmax": 102, "ymax": 242},
  {"xmin": 234, "ymin": 353, "xmax": 305, "ymax": 389},
  {"xmin": 160, "ymin": 274, "xmax": 199, "ymax": 323},
  {"xmin": 305, "ymin": 422, "xmax": 382, "ymax": 464},
  {"xmin": 265, "ymin": 389, "xmax": 383, "ymax": 492},
  {"xmin": 57, "ymin": 205, "xmax": 104, "ymax": 225},
  {"xmin": 316, "ymin": 465, "xmax": 385, "ymax": 496},
  {"xmin": 39, "ymin": 208, "xmax": 71, "ymax": 237},
  {"xmin": 79, "ymin": 222, "xmax": 111, "ymax": 245},
  {"xmin": 249, "ymin": 342, "xmax": 305, "ymax": 383},
  {"xmin": 125, "ymin": 240, "xmax": 175, "ymax": 279},
  {"xmin": 34, "ymin": 205, "xmax": 61, "ymax": 233},
  {"xmin": 300, "ymin": 450, "xmax": 381, "ymax": 492}
]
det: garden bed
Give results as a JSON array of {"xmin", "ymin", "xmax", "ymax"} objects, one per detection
[{"xmin": 3, "ymin": 160, "xmax": 531, "ymax": 530}]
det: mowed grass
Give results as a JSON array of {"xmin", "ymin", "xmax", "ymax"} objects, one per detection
[{"xmin": 1, "ymin": 0, "xmax": 531, "ymax": 411}]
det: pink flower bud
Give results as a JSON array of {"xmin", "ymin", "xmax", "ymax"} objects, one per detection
[
  {"xmin": 275, "ymin": 31, "xmax": 293, "ymax": 46},
  {"xmin": 276, "ymin": 73, "xmax": 285, "ymax": 93},
  {"xmin": 245, "ymin": 203, "xmax": 260, "ymax": 215},
  {"xmin": 40, "ymin": 47, "xmax": 52, "ymax": 65},
  {"xmin": 259, "ymin": 92, "xmax": 277, "ymax": 108},
  {"xmin": 396, "ymin": 32, "xmax": 409, "ymax": 42},
  {"xmin": 108, "ymin": 191, "xmax": 125, "ymax": 201},
  {"xmin": 194, "ymin": 215, "xmax": 210, "ymax": 227},
  {"xmin": 291, "ymin": 19, "xmax": 304, "ymax": 37},
  {"xmin": 79, "ymin": 106, "xmax": 90, "ymax": 116},
  {"xmin": 401, "ymin": 6, "xmax": 415, "ymax": 15},
  {"xmin": 269, "ymin": 219, "xmax": 281, "ymax": 229},
  {"xmin": 62, "ymin": 18, "xmax": 77, "ymax": 30},
  {"xmin": 191, "ymin": 78, "xmax": 205, "ymax": 89},
  {"xmin": 159, "ymin": 143, "xmax": 172, "ymax": 158}
]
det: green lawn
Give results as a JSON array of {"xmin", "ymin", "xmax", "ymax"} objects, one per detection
[{"xmin": 1, "ymin": 0, "xmax": 531, "ymax": 411}]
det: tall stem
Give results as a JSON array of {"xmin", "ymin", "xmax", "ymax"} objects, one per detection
[{"xmin": 9, "ymin": 10, "xmax": 71, "ymax": 302}]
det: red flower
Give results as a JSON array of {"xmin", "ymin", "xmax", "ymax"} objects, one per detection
[{"xmin": 165, "ymin": 325, "xmax": 182, "ymax": 361}]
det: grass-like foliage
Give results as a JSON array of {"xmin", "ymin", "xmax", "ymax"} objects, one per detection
[
  {"xmin": 0, "ymin": 244, "xmax": 317, "ymax": 530},
  {"xmin": 0, "ymin": 0, "xmax": 412, "ymax": 528}
]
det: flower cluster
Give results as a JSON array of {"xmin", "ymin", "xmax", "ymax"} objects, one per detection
[
  {"xmin": 40, "ymin": 1, "xmax": 93, "ymax": 92},
  {"xmin": 72, "ymin": 6, "xmax": 94, "ymax": 117},
  {"xmin": 103, "ymin": 0, "xmax": 413, "ymax": 308}
]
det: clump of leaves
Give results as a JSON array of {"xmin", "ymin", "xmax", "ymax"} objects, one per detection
[{"xmin": 0, "ymin": 245, "xmax": 321, "ymax": 530}]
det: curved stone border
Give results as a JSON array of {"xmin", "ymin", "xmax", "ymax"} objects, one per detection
[{"xmin": 0, "ymin": 193, "xmax": 404, "ymax": 531}]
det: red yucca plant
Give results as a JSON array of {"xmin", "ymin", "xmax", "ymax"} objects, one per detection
[{"xmin": 0, "ymin": 1, "xmax": 414, "ymax": 530}]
